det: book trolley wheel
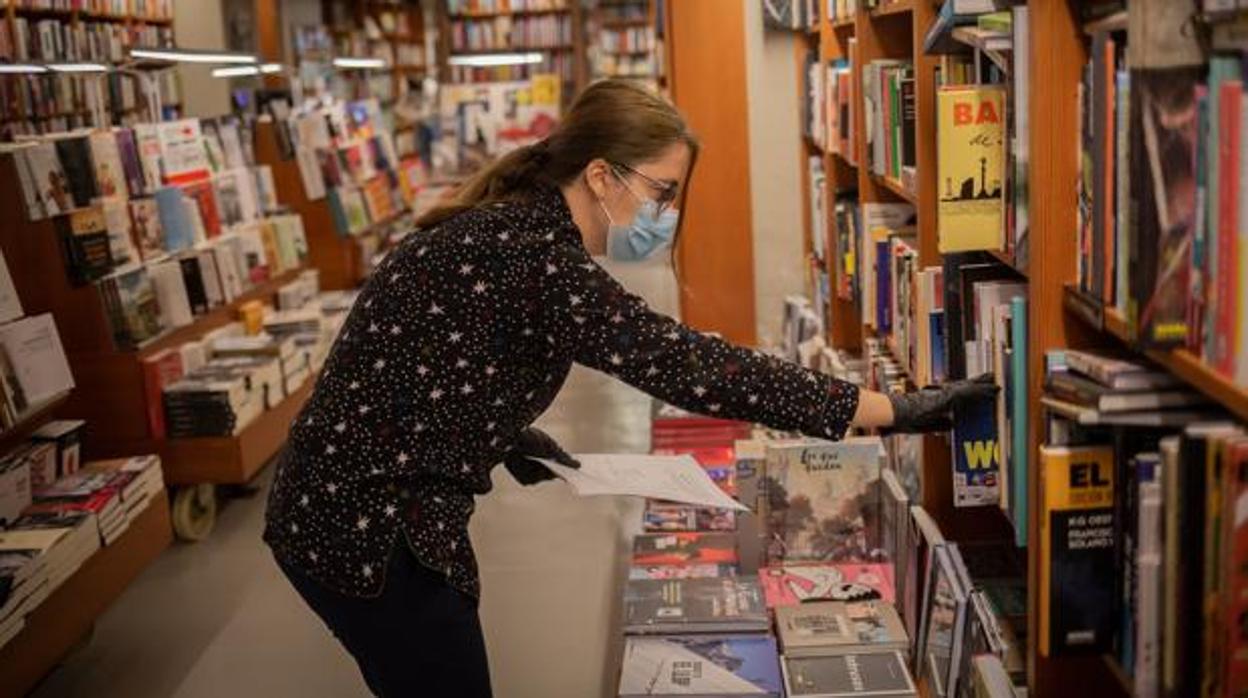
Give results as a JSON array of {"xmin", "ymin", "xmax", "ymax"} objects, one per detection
[{"xmin": 171, "ymin": 484, "xmax": 218, "ymax": 542}]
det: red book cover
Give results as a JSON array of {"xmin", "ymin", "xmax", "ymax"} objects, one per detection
[
  {"xmin": 632, "ymin": 532, "xmax": 738, "ymax": 567},
  {"xmin": 1224, "ymin": 439, "xmax": 1248, "ymax": 695},
  {"xmin": 141, "ymin": 349, "xmax": 183, "ymax": 439},
  {"xmin": 183, "ymin": 180, "xmax": 222, "ymax": 239},
  {"xmin": 1216, "ymin": 81, "xmax": 1242, "ymax": 377}
]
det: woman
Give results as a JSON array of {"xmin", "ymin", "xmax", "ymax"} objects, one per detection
[{"xmin": 264, "ymin": 80, "xmax": 993, "ymax": 697}]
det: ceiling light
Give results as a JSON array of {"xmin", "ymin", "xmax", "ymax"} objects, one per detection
[
  {"xmin": 129, "ymin": 48, "xmax": 257, "ymax": 64},
  {"xmin": 0, "ymin": 64, "xmax": 48, "ymax": 74},
  {"xmin": 48, "ymin": 63, "xmax": 109, "ymax": 73},
  {"xmin": 333, "ymin": 57, "xmax": 386, "ymax": 69},
  {"xmin": 448, "ymin": 52, "xmax": 543, "ymax": 68}
]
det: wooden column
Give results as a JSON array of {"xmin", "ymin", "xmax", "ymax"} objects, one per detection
[{"xmin": 666, "ymin": 0, "xmax": 757, "ymax": 345}]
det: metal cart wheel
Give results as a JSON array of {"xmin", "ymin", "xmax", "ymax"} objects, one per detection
[{"xmin": 171, "ymin": 483, "xmax": 217, "ymax": 542}]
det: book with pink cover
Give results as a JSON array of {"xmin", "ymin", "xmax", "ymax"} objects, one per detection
[{"xmin": 760, "ymin": 563, "xmax": 895, "ymax": 608}]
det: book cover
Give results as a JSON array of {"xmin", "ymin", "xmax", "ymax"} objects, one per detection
[
  {"xmin": 56, "ymin": 205, "xmax": 114, "ymax": 286},
  {"xmin": 762, "ymin": 438, "xmax": 884, "ymax": 563},
  {"xmin": 132, "ymin": 124, "xmax": 164, "ymax": 194},
  {"xmin": 1009, "ymin": 296, "xmax": 1028, "ymax": 547},
  {"xmin": 951, "ymin": 394, "xmax": 999, "ymax": 508},
  {"xmin": 147, "ymin": 260, "xmax": 193, "ymax": 329},
  {"xmin": 114, "ymin": 128, "xmax": 147, "ymax": 197},
  {"xmin": 623, "ymin": 577, "xmax": 769, "ymax": 635},
  {"xmin": 782, "ymin": 652, "xmax": 916, "ymax": 697},
  {"xmin": 921, "ymin": 544, "xmax": 970, "ymax": 697},
  {"xmin": 0, "ymin": 314, "xmax": 74, "ymax": 406},
  {"xmin": 629, "ymin": 564, "xmax": 736, "ymax": 581},
  {"xmin": 775, "ymin": 602, "xmax": 858, "ymax": 656},
  {"xmin": 632, "ymin": 532, "xmax": 738, "ymax": 567},
  {"xmin": 54, "ymin": 136, "xmax": 98, "ymax": 208},
  {"xmin": 937, "ymin": 85, "xmax": 1006, "ymax": 253},
  {"xmin": 182, "ymin": 180, "xmax": 222, "ymax": 240},
  {"xmin": 156, "ymin": 118, "xmax": 211, "ymax": 185},
  {"xmin": 1038, "ymin": 444, "xmax": 1116, "ymax": 657},
  {"xmin": 212, "ymin": 170, "xmax": 245, "ymax": 230},
  {"xmin": 128, "ymin": 198, "xmax": 165, "ymax": 262},
  {"xmin": 1129, "ymin": 66, "xmax": 1203, "ymax": 347},
  {"xmin": 25, "ymin": 142, "xmax": 70, "ymax": 219},
  {"xmin": 140, "ymin": 349, "xmax": 183, "ymax": 440},
  {"xmin": 760, "ymin": 563, "xmax": 895, "ymax": 608},
  {"xmin": 1134, "ymin": 453, "xmax": 1164, "ymax": 698},
  {"xmin": 619, "ymin": 635, "xmax": 782, "ymax": 697},
  {"xmin": 88, "ymin": 131, "xmax": 126, "ymax": 199},
  {"xmin": 178, "ymin": 256, "xmax": 209, "ymax": 315},
  {"xmin": 99, "ymin": 197, "xmax": 138, "ymax": 268},
  {"xmin": 103, "ymin": 265, "xmax": 164, "ymax": 349},
  {"xmin": 154, "ymin": 187, "xmax": 196, "ymax": 253}
]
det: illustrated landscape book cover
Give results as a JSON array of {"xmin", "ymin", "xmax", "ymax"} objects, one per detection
[
  {"xmin": 762, "ymin": 438, "xmax": 884, "ymax": 563},
  {"xmin": 760, "ymin": 563, "xmax": 895, "ymax": 608},
  {"xmin": 782, "ymin": 651, "xmax": 916, "ymax": 697},
  {"xmin": 623, "ymin": 577, "xmax": 769, "ymax": 635},
  {"xmin": 618, "ymin": 634, "xmax": 783, "ymax": 697},
  {"xmin": 633, "ymin": 532, "xmax": 739, "ymax": 567},
  {"xmin": 936, "ymin": 85, "xmax": 1006, "ymax": 253}
]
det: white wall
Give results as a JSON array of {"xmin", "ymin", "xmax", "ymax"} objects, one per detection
[
  {"xmin": 173, "ymin": 1, "xmax": 232, "ymax": 118},
  {"xmin": 742, "ymin": 0, "xmax": 806, "ymax": 351}
]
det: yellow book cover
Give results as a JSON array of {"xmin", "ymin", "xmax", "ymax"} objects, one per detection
[
  {"xmin": 937, "ymin": 85, "xmax": 1006, "ymax": 253},
  {"xmin": 258, "ymin": 221, "xmax": 284, "ymax": 276},
  {"xmin": 1038, "ymin": 444, "xmax": 1115, "ymax": 658}
]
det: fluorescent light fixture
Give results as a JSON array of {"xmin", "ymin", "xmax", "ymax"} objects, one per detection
[
  {"xmin": 260, "ymin": 63, "xmax": 283, "ymax": 74},
  {"xmin": 332, "ymin": 57, "xmax": 386, "ymax": 69},
  {"xmin": 448, "ymin": 52, "xmax": 543, "ymax": 68},
  {"xmin": 0, "ymin": 64, "xmax": 48, "ymax": 74},
  {"xmin": 48, "ymin": 63, "xmax": 109, "ymax": 73},
  {"xmin": 211, "ymin": 62, "xmax": 285, "ymax": 78},
  {"xmin": 129, "ymin": 48, "xmax": 257, "ymax": 64}
]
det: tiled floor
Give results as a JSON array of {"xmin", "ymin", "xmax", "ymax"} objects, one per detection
[{"xmin": 28, "ymin": 257, "xmax": 678, "ymax": 698}]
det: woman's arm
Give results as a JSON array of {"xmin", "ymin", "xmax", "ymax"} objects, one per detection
[{"xmin": 852, "ymin": 389, "xmax": 896, "ymax": 430}]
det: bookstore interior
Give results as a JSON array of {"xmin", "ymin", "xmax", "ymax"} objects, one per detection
[{"xmin": 0, "ymin": 0, "xmax": 1247, "ymax": 697}]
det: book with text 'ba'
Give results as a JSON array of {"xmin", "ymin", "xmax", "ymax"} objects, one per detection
[
  {"xmin": 937, "ymin": 85, "xmax": 1006, "ymax": 253},
  {"xmin": 1038, "ymin": 444, "xmax": 1116, "ymax": 657},
  {"xmin": 618, "ymin": 634, "xmax": 783, "ymax": 697},
  {"xmin": 623, "ymin": 577, "xmax": 769, "ymax": 635}
]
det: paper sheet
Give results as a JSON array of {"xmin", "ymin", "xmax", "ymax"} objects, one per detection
[{"xmin": 540, "ymin": 454, "xmax": 749, "ymax": 512}]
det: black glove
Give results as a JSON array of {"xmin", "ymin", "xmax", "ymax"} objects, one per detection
[
  {"xmin": 886, "ymin": 373, "xmax": 999, "ymax": 434},
  {"xmin": 503, "ymin": 427, "xmax": 581, "ymax": 485}
]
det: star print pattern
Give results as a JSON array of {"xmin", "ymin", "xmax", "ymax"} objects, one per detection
[{"xmin": 264, "ymin": 186, "xmax": 859, "ymax": 600}]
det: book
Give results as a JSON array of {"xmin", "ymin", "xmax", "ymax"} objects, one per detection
[
  {"xmin": 622, "ymin": 577, "xmax": 770, "ymax": 635},
  {"xmin": 156, "ymin": 118, "xmax": 211, "ymax": 185},
  {"xmin": 968, "ymin": 655, "xmax": 1017, "ymax": 698},
  {"xmin": 776, "ymin": 601, "xmax": 907, "ymax": 657},
  {"xmin": 761, "ymin": 438, "xmax": 884, "ymax": 562},
  {"xmin": 1045, "ymin": 372, "xmax": 1209, "ymax": 413},
  {"xmin": 618, "ymin": 635, "xmax": 783, "ymax": 697},
  {"xmin": 154, "ymin": 186, "xmax": 196, "ymax": 253},
  {"xmin": 23, "ymin": 142, "xmax": 71, "ymax": 219},
  {"xmin": 1134, "ymin": 452, "xmax": 1164, "ymax": 698},
  {"xmin": 782, "ymin": 651, "xmax": 916, "ymax": 698},
  {"xmin": 937, "ymin": 85, "xmax": 1006, "ymax": 253},
  {"xmin": 88, "ymin": 131, "xmax": 126, "ymax": 199},
  {"xmin": 908, "ymin": 506, "xmax": 944, "ymax": 664},
  {"xmin": 147, "ymin": 259, "xmax": 193, "ymax": 329},
  {"xmin": 129, "ymin": 198, "xmax": 166, "ymax": 262},
  {"xmin": 56, "ymin": 205, "xmax": 113, "ymax": 286},
  {"xmin": 0, "ymin": 249, "xmax": 22, "ymax": 326},
  {"xmin": 760, "ymin": 564, "xmax": 895, "ymax": 608},
  {"xmin": 632, "ymin": 532, "xmax": 738, "ymax": 567},
  {"xmin": 629, "ymin": 564, "xmax": 736, "ymax": 581},
  {"xmin": 920, "ymin": 544, "xmax": 970, "ymax": 697},
  {"xmin": 99, "ymin": 196, "xmax": 139, "ymax": 268},
  {"xmin": 1224, "ymin": 438, "xmax": 1248, "ymax": 695},
  {"xmin": 54, "ymin": 135, "xmax": 98, "ymax": 208},
  {"xmin": 98, "ymin": 265, "xmax": 164, "ymax": 349},
  {"xmin": 1058, "ymin": 349, "xmax": 1181, "ymax": 391},
  {"xmin": 141, "ymin": 349, "xmax": 183, "ymax": 440},
  {"xmin": 182, "ymin": 180, "xmax": 222, "ymax": 240},
  {"xmin": 1038, "ymin": 444, "xmax": 1116, "ymax": 656},
  {"xmin": 115, "ymin": 128, "xmax": 147, "ymax": 197}
]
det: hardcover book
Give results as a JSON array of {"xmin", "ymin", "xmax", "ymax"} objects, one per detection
[
  {"xmin": 920, "ymin": 544, "xmax": 970, "ymax": 697},
  {"xmin": 782, "ymin": 651, "xmax": 916, "ymax": 697},
  {"xmin": 762, "ymin": 438, "xmax": 884, "ymax": 562},
  {"xmin": 760, "ymin": 563, "xmax": 895, "ymax": 608},
  {"xmin": 114, "ymin": 127, "xmax": 147, "ymax": 197},
  {"xmin": 129, "ymin": 198, "xmax": 166, "ymax": 262},
  {"xmin": 54, "ymin": 135, "xmax": 98, "ymax": 208},
  {"xmin": 937, "ymin": 85, "xmax": 1007, "ymax": 253},
  {"xmin": 623, "ymin": 577, "xmax": 769, "ymax": 635},
  {"xmin": 88, "ymin": 131, "xmax": 126, "ymax": 199},
  {"xmin": 619, "ymin": 634, "xmax": 783, "ymax": 697},
  {"xmin": 56, "ymin": 205, "xmax": 113, "ymax": 286},
  {"xmin": 24, "ymin": 142, "xmax": 71, "ymax": 219},
  {"xmin": 778, "ymin": 601, "xmax": 908, "ymax": 657}
]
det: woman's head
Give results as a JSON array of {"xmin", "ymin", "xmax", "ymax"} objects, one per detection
[{"xmin": 418, "ymin": 79, "xmax": 698, "ymax": 256}]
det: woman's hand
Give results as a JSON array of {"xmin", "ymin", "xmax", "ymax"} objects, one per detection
[
  {"xmin": 503, "ymin": 427, "xmax": 581, "ymax": 485},
  {"xmin": 884, "ymin": 373, "xmax": 1000, "ymax": 434}
]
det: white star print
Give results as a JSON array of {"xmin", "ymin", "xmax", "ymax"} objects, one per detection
[
  {"xmin": 334, "ymin": 422, "xmax": 346, "ymax": 433},
  {"xmin": 430, "ymin": 389, "xmax": 444, "ymax": 400},
  {"xmin": 748, "ymin": 394, "xmax": 759, "ymax": 404},
  {"xmin": 486, "ymin": 421, "xmax": 495, "ymax": 431},
  {"xmin": 693, "ymin": 385, "xmax": 708, "ymax": 397},
  {"xmin": 609, "ymin": 353, "xmax": 624, "ymax": 366},
  {"xmin": 456, "ymin": 358, "xmax": 469, "ymax": 368},
  {"xmin": 498, "ymin": 232, "xmax": 509, "ymax": 241},
  {"xmin": 449, "ymin": 332, "xmax": 463, "ymax": 343},
  {"xmin": 397, "ymin": 452, "xmax": 410, "ymax": 464},
  {"xmin": 390, "ymin": 324, "xmax": 401, "ymax": 335},
  {"xmin": 417, "ymin": 365, "xmax": 430, "ymax": 376},
  {"xmin": 308, "ymin": 550, "xmax": 318, "ymax": 562},
  {"xmin": 390, "ymin": 272, "xmax": 401, "ymax": 282},
  {"xmin": 462, "ymin": 235, "xmax": 473, "ymax": 245},
  {"xmin": 349, "ymin": 380, "xmax": 360, "ymax": 390},
  {"xmin": 290, "ymin": 522, "xmax": 298, "ymax": 533},
  {"xmin": 646, "ymin": 366, "xmax": 660, "ymax": 377},
  {"xmin": 459, "ymin": 263, "xmax": 474, "ymax": 276},
  {"xmin": 665, "ymin": 331, "xmax": 680, "ymax": 340},
  {"xmin": 414, "ymin": 423, "xmax": 426, "ymax": 433},
  {"xmin": 326, "ymin": 482, "xmax": 338, "ymax": 495},
  {"xmin": 299, "ymin": 494, "xmax": 309, "ymax": 506},
  {"xmin": 569, "ymin": 294, "xmax": 582, "ymax": 306},
  {"xmin": 374, "ymin": 359, "xmax": 386, "ymax": 370},
  {"xmin": 362, "ymin": 564, "xmax": 373, "ymax": 578},
  {"xmin": 358, "ymin": 405, "xmax": 371, "ymax": 415},
  {"xmin": 485, "ymin": 365, "xmax": 496, "ymax": 376},
  {"xmin": 473, "ymin": 281, "xmax": 487, "ymax": 294},
  {"xmin": 709, "ymin": 404, "xmax": 722, "ymax": 412},
  {"xmin": 545, "ymin": 263, "xmax": 557, "ymax": 275},
  {"xmin": 384, "ymin": 504, "xmax": 397, "ymax": 517},
  {"xmin": 356, "ymin": 516, "xmax": 370, "ymax": 531},
  {"xmin": 429, "ymin": 303, "xmax": 444, "ymax": 315},
  {"xmin": 460, "ymin": 383, "xmax": 474, "ymax": 395},
  {"xmin": 573, "ymin": 315, "xmax": 586, "ymax": 324},
  {"xmin": 611, "ymin": 312, "xmax": 624, "ymax": 324},
  {"xmin": 368, "ymin": 322, "xmax": 379, "ymax": 333},
  {"xmin": 325, "ymin": 444, "xmax": 337, "ymax": 455}
]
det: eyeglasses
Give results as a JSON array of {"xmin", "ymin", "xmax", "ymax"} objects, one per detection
[{"xmin": 611, "ymin": 162, "xmax": 679, "ymax": 213}]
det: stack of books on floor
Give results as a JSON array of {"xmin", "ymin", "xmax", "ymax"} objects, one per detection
[
  {"xmin": 0, "ymin": 451, "xmax": 165, "ymax": 651},
  {"xmin": 617, "ymin": 402, "xmax": 1028, "ymax": 696}
]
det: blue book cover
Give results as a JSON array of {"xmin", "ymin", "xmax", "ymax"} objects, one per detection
[
  {"xmin": 876, "ymin": 239, "xmax": 892, "ymax": 332},
  {"xmin": 618, "ymin": 635, "xmax": 782, "ymax": 697},
  {"xmin": 1010, "ymin": 296, "xmax": 1028, "ymax": 547},
  {"xmin": 154, "ymin": 186, "xmax": 194, "ymax": 252},
  {"xmin": 951, "ymin": 394, "xmax": 999, "ymax": 508},
  {"xmin": 930, "ymin": 309, "xmax": 947, "ymax": 384}
]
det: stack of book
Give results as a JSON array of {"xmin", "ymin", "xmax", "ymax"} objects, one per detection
[
  {"xmin": 0, "ymin": 451, "xmax": 163, "ymax": 651},
  {"xmin": 1042, "ymin": 349, "xmax": 1216, "ymax": 427}
]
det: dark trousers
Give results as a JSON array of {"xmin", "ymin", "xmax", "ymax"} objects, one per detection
[{"xmin": 276, "ymin": 544, "xmax": 493, "ymax": 698}]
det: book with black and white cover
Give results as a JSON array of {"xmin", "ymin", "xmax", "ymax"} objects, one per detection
[
  {"xmin": 147, "ymin": 259, "xmax": 194, "ymax": 329},
  {"xmin": 776, "ymin": 602, "xmax": 859, "ymax": 657},
  {"xmin": 623, "ymin": 577, "xmax": 769, "ymax": 635},
  {"xmin": 920, "ymin": 544, "xmax": 970, "ymax": 698},
  {"xmin": 782, "ymin": 651, "xmax": 917, "ymax": 697},
  {"xmin": 24, "ymin": 141, "xmax": 70, "ymax": 219},
  {"xmin": 0, "ymin": 314, "xmax": 74, "ymax": 406},
  {"xmin": 56, "ymin": 205, "xmax": 114, "ymax": 286},
  {"xmin": 618, "ymin": 634, "xmax": 783, "ymax": 697},
  {"xmin": 1059, "ymin": 349, "xmax": 1180, "ymax": 391}
]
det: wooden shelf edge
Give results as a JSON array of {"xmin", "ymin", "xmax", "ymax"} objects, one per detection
[
  {"xmin": 833, "ymin": 17, "xmax": 856, "ymax": 30},
  {"xmin": 871, "ymin": 0, "xmax": 914, "ymax": 19},
  {"xmin": 0, "ymin": 495, "xmax": 171, "ymax": 698},
  {"xmin": 0, "ymin": 392, "xmax": 72, "ymax": 456},
  {"xmin": 1083, "ymin": 9, "xmax": 1128, "ymax": 35},
  {"xmin": 873, "ymin": 174, "xmax": 918, "ymax": 204}
]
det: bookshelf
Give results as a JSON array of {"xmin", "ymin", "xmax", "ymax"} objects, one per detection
[
  {"xmin": 586, "ymin": 0, "xmax": 665, "ymax": 88},
  {"xmin": 0, "ymin": 494, "xmax": 171, "ymax": 698},
  {"xmin": 439, "ymin": 0, "xmax": 587, "ymax": 99}
]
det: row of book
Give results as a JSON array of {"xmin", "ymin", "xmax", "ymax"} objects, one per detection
[
  {"xmin": 1036, "ymin": 352, "xmax": 1248, "ymax": 696},
  {"xmin": 446, "ymin": 0, "xmax": 569, "ymax": 14},
  {"xmin": 863, "ymin": 59, "xmax": 917, "ymax": 193},
  {"xmin": 330, "ymin": 34, "xmax": 422, "ymax": 70},
  {"xmin": 354, "ymin": 7, "xmax": 419, "ymax": 39},
  {"xmin": 616, "ymin": 403, "xmax": 1026, "ymax": 696},
  {"xmin": 0, "ymin": 69, "xmax": 180, "ymax": 139},
  {"xmin": 143, "ymin": 279, "xmax": 356, "ymax": 440},
  {"xmin": 1074, "ymin": 11, "xmax": 1248, "ymax": 388},
  {"xmin": 762, "ymin": 0, "xmax": 819, "ymax": 31},
  {"xmin": 599, "ymin": 27, "xmax": 653, "ymax": 54},
  {"xmin": 0, "ymin": 450, "xmax": 165, "ymax": 651},
  {"xmin": 599, "ymin": 1, "xmax": 647, "ymax": 23},
  {"xmin": 5, "ymin": 16, "xmax": 174, "ymax": 63},
  {"xmin": 13, "ymin": 0, "xmax": 173, "ymax": 17},
  {"xmin": 448, "ymin": 15, "xmax": 574, "ymax": 51}
]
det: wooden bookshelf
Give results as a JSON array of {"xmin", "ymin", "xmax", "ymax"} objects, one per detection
[{"xmin": 0, "ymin": 495, "xmax": 172, "ymax": 698}]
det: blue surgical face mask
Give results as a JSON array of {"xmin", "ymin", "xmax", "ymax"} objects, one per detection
[{"xmin": 599, "ymin": 174, "xmax": 680, "ymax": 262}]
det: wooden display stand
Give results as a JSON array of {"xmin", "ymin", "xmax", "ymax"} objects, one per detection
[
  {"xmin": 0, "ymin": 153, "xmax": 312, "ymax": 538},
  {"xmin": 0, "ymin": 495, "xmax": 173, "ymax": 698}
]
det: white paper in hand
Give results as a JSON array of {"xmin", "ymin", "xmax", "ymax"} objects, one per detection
[{"xmin": 539, "ymin": 453, "xmax": 749, "ymax": 512}]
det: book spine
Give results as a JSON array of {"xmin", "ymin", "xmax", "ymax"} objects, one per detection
[
  {"xmin": 1101, "ymin": 37, "xmax": 1117, "ymax": 306},
  {"xmin": 1010, "ymin": 296, "xmax": 1028, "ymax": 547},
  {"xmin": 1136, "ymin": 460, "xmax": 1163, "ymax": 698},
  {"xmin": 1115, "ymin": 69, "xmax": 1132, "ymax": 318},
  {"xmin": 1090, "ymin": 33, "xmax": 1109, "ymax": 303},
  {"xmin": 1216, "ymin": 81, "xmax": 1242, "ymax": 377},
  {"xmin": 1224, "ymin": 443, "xmax": 1248, "ymax": 694}
]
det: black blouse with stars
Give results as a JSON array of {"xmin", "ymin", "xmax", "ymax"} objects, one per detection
[{"xmin": 263, "ymin": 185, "xmax": 861, "ymax": 601}]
